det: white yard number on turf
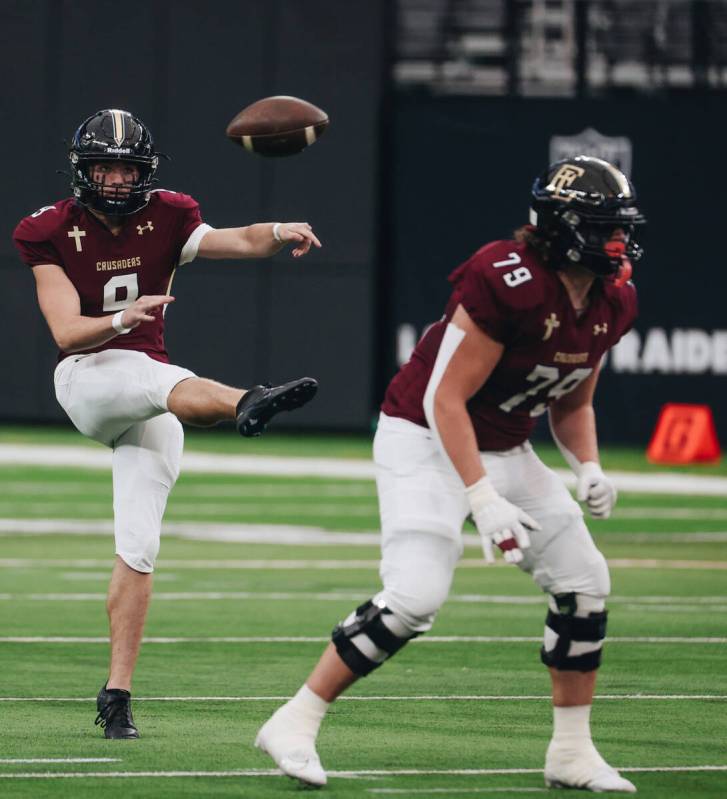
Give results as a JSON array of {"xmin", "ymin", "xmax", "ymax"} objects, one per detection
[
  {"xmin": 102, "ymin": 274, "xmax": 139, "ymax": 312},
  {"xmin": 499, "ymin": 365, "xmax": 593, "ymax": 416}
]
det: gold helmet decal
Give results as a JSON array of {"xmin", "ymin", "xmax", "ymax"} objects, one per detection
[
  {"xmin": 546, "ymin": 164, "xmax": 586, "ymax": 198},
  {"xmin": 109, "ymin": 109, "xmax": 127, "ymax": 147}
]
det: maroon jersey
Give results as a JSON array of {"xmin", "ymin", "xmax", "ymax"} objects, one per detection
[
  {"xmin": 13, "ymin": 190, "xmax": 205, "ymax": 363},
  {"xmin": 382, "ymin": 240, "xmax": 638, "ymax": 451}
]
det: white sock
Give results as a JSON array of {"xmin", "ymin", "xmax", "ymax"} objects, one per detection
[
  {"xmin": 551, "ymin": 704, "xmax": 593, "ymax": 747},
  {"xmin": 280, "ymin": 684, "xmax": 330, "ymax": 738}
]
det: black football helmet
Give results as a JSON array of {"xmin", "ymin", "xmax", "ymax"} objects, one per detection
[
  {"xmin": 69, "ymin": 109, "xmax": 159, "ymax": 215},
  {"xmin": 530, "ymin": 155, "xmax": 646, "ymax": 282}
]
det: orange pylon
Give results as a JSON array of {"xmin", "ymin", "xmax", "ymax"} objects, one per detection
[{"xmin": 646, "ymin": 404, "xmax": 721, "ymax": 465}]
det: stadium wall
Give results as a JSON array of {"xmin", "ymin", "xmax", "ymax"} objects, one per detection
[
  {"xmin": 387, "ymin": 92, "xmax": 727, "ymax": 445},
  {"xmin": 1, "ymin": 0, "xmax": 386, "ymax": 430}
]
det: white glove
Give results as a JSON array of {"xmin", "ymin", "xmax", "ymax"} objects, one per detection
[
  {"xmin": 465, "ymin": 476, "xmax": 540, "ymax": 564},
  {"xmin": 576, "ymin": 461, "xmax": 617, "ymax": 519}
]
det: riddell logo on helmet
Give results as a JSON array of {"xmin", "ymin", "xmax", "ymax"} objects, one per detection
[{"xmin": 106, "ymin": 147, "xmax": 132, "ymax": 154}]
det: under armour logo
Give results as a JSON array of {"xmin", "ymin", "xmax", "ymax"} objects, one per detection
[
  {"xmin": 543, "ymin": 312, "xmax": 561, "ymax": 341},
  {"xmin": 67, "ymin": 225, "xmax": 86, "ymax": 252},
  {"xmin": 137, "ymin": 221, "xmax": 154, "ymax": 235},
  {"xmin": 593, "ymin": 323, "xmax": 608, "ymax": 335}
]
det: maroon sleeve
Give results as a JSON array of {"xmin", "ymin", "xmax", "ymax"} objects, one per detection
[
  {"xmin": 13, "ymin": 211, "xmax": 64, "ymax": 267},
  {"xmin": 154, "ymin": 190, "xmax": 205, "ymax": 245},
  {"xmin": 455, "ymin": 264, "xmax": 516, "ymax": 345},
  {"xmin": 178, "ymin": 198, "xmax": 204, "ymax": 243},
  {"xmin": 13, "ymin": 237, "xmax": 63, "ymax": 268}
]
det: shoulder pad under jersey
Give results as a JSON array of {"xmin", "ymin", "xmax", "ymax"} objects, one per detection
[
  {"xmin": 13, "ymin": 199, "xmax": 76, "ymax": 243},
  {"xmin": 149, "ymin": 189, "xmax": 200, "ymax": 209},
  {"xmin": 462, "ymin": 239, "xmax": 549, "ymax": 313}
]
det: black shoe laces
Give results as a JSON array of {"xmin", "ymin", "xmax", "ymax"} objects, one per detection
[{"xmin": 95, "ymin": 695, "xmax": 134, "ymax": 729}]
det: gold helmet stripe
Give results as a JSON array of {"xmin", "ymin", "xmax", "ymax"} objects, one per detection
[{"xmin": 109, "ymin": 109, "xmax": 126, "ymax": 147}]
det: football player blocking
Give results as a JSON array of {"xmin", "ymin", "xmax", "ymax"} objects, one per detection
[
  {"xmin": 12, "ymin": 109, "xmax": 320, "ymax": 739},
  {"xmin": 257, "ymin": 157, "xmax": 645, "ymax": 793}
]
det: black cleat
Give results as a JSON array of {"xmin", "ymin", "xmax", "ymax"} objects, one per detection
[
  {"xmin": 236, "ymin": 377, "xmax": 318, "ymax": 437},
  {"xmin": 95, "ymin": 684, "xmax": 139, "ymax": 739}
]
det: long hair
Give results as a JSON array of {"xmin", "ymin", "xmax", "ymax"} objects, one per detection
[{"xmin": 513, "ymin": 224, "xmax": 551, "ymax": 264}]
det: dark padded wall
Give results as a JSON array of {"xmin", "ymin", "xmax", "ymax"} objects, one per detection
[
  {"xmin": 1, "ymin": 0, "xmax": 385, "ymax": 429},
  {"xmin": 389, "ymin": 94, "xmax": 727, "ymax": 444}
]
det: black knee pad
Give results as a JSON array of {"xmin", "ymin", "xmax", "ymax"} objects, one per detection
[
  {"xmin": 540, "ymin": 592, "xmax": 608, "ymax": 672},
  {"xmin": 332, "ymin": 598, "xmax": 416, "ymax": 676}
]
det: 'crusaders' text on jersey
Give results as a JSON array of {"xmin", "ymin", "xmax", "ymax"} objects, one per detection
[
  {"xmin": 13, "ymin": 190, "xmax": 208, "ymax": 363},
  {"xmin": 382, "ymin": 240, "xmax": 638, "ymax": 451}
]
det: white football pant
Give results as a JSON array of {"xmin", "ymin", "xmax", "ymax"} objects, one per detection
[
  {"xmin": 374, "ymin": 413, "xmax": 610, "ymax": 625},
  {"xmin": 54, "ymin": 349, "xmax": 195, "ymax": 572}
]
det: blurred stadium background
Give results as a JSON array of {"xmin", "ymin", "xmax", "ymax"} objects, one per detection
[{"xmin": 1, "ymin": 1, "xmax": 726, "ymax": 797}]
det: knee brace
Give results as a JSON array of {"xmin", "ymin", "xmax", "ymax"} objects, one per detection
[
  {"xmin": 540, "ymin": 593, "xmax": 607, "ymax": 672},
  {"xmin": 332, "ymin": 597, "xmax": 419, "ymax": 676}
]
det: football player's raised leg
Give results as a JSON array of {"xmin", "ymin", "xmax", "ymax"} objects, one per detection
[
  {"xmin": 167, "ymin": 377, "xmax": 243, "ymax": 426},
  {"xmin": 167, "ymin": 375, "xmax": 318, "ymax": 435},
  {"xmin": 255, "ymin": 531, "xmax": 460, "ymax": 786}
]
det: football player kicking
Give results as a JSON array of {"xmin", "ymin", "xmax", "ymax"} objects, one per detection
[
  {"xmin": 12, "ymin": 109, "xmax": 321, "ymax": 740},
  {"xmin": 256, "ymin": 156, "xmax": 644, "ymax": 792}
]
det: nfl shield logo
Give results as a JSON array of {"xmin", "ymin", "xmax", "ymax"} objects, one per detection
[{"xmin": 549, "ymin": 128, "xmax": 633, "ymax": 178}]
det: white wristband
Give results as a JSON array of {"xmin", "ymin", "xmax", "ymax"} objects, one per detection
[
  {"xmin": 464, "ymin": 475, "xmax": 499, "ymax": 515},
  {"xmin": 577, "ymin": 461, "xmax": 604, "ymax": 481},
  {"xmin": 111, "ymin": 311, "xmax": 132, "ymax": 335},
  {"xmin": 272, "ymin": 222, "xmax": 283, "ymax": 243}
]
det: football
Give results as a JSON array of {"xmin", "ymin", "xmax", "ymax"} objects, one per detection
[{"xmin": 225, "ymin": 96, "xmax": 329, "ymax": 157}]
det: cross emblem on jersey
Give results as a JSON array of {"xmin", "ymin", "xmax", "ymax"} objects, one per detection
[
  {"xmin": 593, "ymin": 323, "xmax": 608, "ymax": 335},
  {"xmin": 67, "ymin": 225, "xmax": 86, "ymax": 252},
  {"xmin": 542, "ymin": 312, "xmax": 561, "ymax": 341},
  {"xmin": 137, "ymin": 221, "xmax": 154, "ymax": 235}
]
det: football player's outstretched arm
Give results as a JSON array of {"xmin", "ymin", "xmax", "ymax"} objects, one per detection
[
  {"xmin": 32, "ymin": 264, "xmax": 174, "ymax": 354},
  {"xmin": 549, "ymin": 366, "xmax": 617, "ymax": 519},
  {"xmin": 198, "ymin": 222, "xmax": 321, "ymax": 260}
]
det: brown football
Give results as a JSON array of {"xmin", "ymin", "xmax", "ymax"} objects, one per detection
[{"xmin": 226, "ymin": 96, "xmax": 329, "ymax": 157}]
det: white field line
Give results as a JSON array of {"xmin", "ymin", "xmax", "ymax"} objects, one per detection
[
  {"xmin": 0, "ymin": 758, "xmax": 120, "ymax": 764},
  {"xmin": 1, "ymin": 765, "xmax": 726, "ymax": 780},
  {"xmin": 1, "ymin": 636, "xmax": 725, "ymax": 644},
  {"xmin": 2, "ymin": 556, "xmax": 727, "ymax": 574},
  {"xmin": 2, "ymin": 443, "xmax": 727, "ymax": 496},
  {"xmin": 0, "ymin": 501, "xmax": 380, "ymax": 518},
  {"xmin": 0, "ymin": 482, "xmax": 377, "ymax": 498},
  {"xmin": 614, "ymin": 508, "xmax": 727, "ymax": 520},
  {"xmin": 6, "ymin": 483, "xmax": 727, "ymax": 519},
  {"xmin": 0, "ymin": 557, "xmax": 387, "ymax": 569},
  {"xmin": 1, "ymin": 591, "xmax": 726, "ymax": 610},
  {"xmin": 2, "ymin": 519, "xmax": 727, "ymax": 556},
  {"xmin": 1, "ymin": 694, "xmax": 724, "ymax": 703},
  {"xmin": 8, "ymin": 501, "xmax": 727, "ymax": 521}
]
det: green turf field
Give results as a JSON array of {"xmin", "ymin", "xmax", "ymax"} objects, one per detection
[{"xmin": 0, "ymin": 428, "xmax": 725, "ymax": 797}]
